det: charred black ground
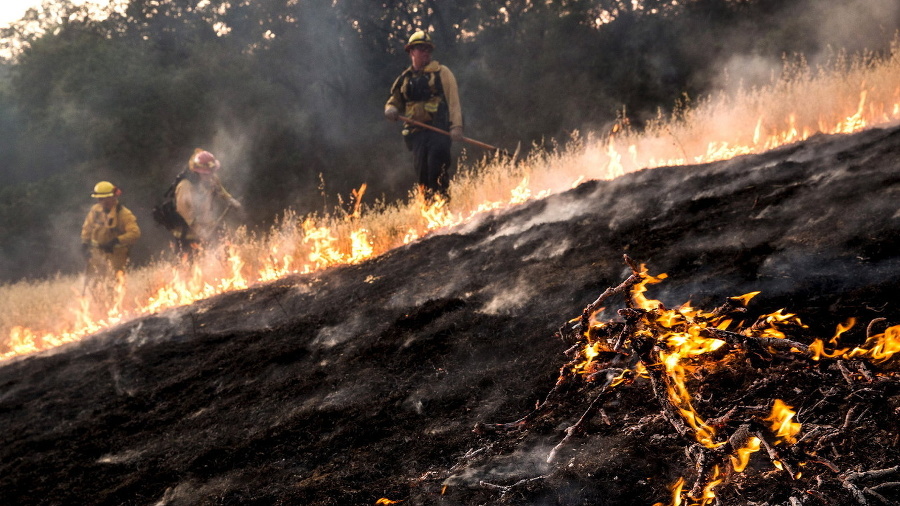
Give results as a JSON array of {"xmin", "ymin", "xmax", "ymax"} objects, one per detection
[{"xmin": 2, "ymin": 125, "xmax": 900, "ymax": 505}]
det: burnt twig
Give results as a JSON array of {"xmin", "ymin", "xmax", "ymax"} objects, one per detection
[
  {"xmin": 686, "ymin": 444, "xmax": 727, "ymax": 500},
  {"xmin": 479, "ymin": 475, "xmax": 547, "ymax": 499},
  {"xmin": 707, "ymin": 328, "xmax": 810, "ymax": 355},
  {"xmin": 577, "ymin": 254, "xmax": 643, "ymax": 343},
  {"xmin": 546, "ymin": 381, "xmax": 618, "ymax": 463},
  {"xmin": 845, "ymin": 466, "xmax": 900, "ymax": 482},
  {"xmin": 841, "ymin": 466, "xmax": 900, "ymax": 506},
  {"xmin": 866, "ymin": 318, "xmax": 887, "ymax": 338},
  {"xmin": 756, "ymin": 430, "xmax": 797, "ymax": 478},
  {"xmin": 474, "ymin": 361, "xmax": 580, "ymax": 434}
]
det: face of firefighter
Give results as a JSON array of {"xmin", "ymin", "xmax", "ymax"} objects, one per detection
[
  {"xmin": 98, "ymin": 196, "xmax": 118, "ymax": 211},
  {"xmin": 197, "ymin": 171, "xmax": 216, "ymax": 186},
  {"xmin": 409, "ymin": 45, "xmax": 432, "ymax": 70}
]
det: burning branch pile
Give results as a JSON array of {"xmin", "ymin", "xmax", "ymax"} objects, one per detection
[{"xmin": 473, "ymin": 256, "xmax": 900, "ymax": 505}]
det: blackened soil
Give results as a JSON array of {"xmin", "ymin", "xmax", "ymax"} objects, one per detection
[{"xmin": 2, "ymin": 125, "xmax": 900, "ymax": 505}]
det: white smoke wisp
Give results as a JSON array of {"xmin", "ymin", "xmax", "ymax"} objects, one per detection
[
  {"xmin": 209, "ymin": 123, "xmax": 256, "ymax": 205},
  {"xmin": 522, "ymin": 237, "xmax": 571, "ymax": 262},
  {"xmin": 442, "ymin": 442, "xmax": 554, "ymax": 490},
  {"xmin": 479, "ymin": 275, "xmax": 535, "ymax": 316},
  {"xmin": 715, "ymin": 55, "xmax": 782, "ymax": 97},
  {"xmin": 312, "ymin": 314, "xmax": 369, "ymax": 349},
  {"xmin": 482, "ymin": 194, "xmax": 594, "ymax": 245}
]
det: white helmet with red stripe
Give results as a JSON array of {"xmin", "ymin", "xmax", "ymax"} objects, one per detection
[{"xmin": 189, "ymin": 148, "xmax": 220, "ymax": 174}]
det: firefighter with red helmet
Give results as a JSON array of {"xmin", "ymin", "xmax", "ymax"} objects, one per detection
[
  {"xmin": 385, "ymin": 30, "xmax": 464, "ymax": 200},
  {"xmin": 173, "ymin": 148, "xmax": 241, "ymax": 252},
  {"xmin": 80, "ymin": 181, "xmax": 141, "ymax": 285}
]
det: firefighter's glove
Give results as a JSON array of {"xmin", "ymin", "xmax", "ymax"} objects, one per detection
[
  {"xmin": 227, "ymin": 197, "xmax": 242, "ymax": 210},
  {"xmin": 81, "ymin": 242, "xmax": 91, "ymax": 259},
  {"xmin": 99, "ymin": 237, "xmax": 119, "ymax": 253},
  {"xmin": 450, "ymin": 126, "xmax": 464, "ymax": 143},
  {"xmin": 384, "ymin": 106, "xmax": 400, "ymax": 122}
]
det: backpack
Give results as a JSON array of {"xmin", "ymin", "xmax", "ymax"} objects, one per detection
[{"xmin": 151, "ymin": 170, "xmax": 191, "ymax": 231}]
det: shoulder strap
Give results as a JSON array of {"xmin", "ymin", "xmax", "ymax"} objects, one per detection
[
  {"xmin": 431, "ymin": 66, "xmax": 444, "ymax": 97},
  {"xmin": 400, "ymin": 67, "xmax": 444, "ymax": 99},
  {"xmin": 161, "ymin": 170, "xmax": 185, "ymax": 200}
]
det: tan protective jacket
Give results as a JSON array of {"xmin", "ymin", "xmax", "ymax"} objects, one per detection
[
  {"xmin": 81, "ymin": 203, "xmax": 140, "ymax": 273},
  {"xmin": 80, "ymin": 203, "xmax": 141, "ymax": 248},
  {"xmin": 385, "ymin": 60, "xmax": 463, "ymax": 132},
  {"xmin": 175, "ymin": 175, "xmax": 235, "ymax": 241}
]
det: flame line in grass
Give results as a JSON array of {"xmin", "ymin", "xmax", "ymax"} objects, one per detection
[{"xmin": 6, "ymin": 50, "xmax": 900, "ymax": 361}]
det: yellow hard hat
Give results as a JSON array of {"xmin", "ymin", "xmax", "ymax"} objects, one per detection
[
  {"xmin": 91, "ymin": 181, "xmax": 119, "ymax": 198},
  {"xmin": 405, "ymin": 30, "xmax": 434, "ymax": 52}
]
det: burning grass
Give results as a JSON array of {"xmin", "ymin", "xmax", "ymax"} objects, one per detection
[{"xmin": 4, "ymin": 40, "xmax": 900, "ymax": 360}]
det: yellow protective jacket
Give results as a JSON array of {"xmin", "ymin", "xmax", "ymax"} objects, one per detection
[
  {"xmin": 174, "ymin": 175, "xmax": 235, "ymax": 242},
  {"xmin": 80, "ymin": 203, "xmax": 141, "ymax": 248},
  {"xmin": 386, "ymin": 60, "xmax": 463, "ymax": 134}
]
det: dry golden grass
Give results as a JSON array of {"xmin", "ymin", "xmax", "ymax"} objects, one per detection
[
  {"xmin": 3, "ymin": 43, "xmax": 900, "ymax": 358},
  {"xmin": 625, "ymin": 44, "xmax": 900, "ymax": 169},
  {"xmin": 0, "ymin": 275, "xmax": 83, "ymax": 335}
]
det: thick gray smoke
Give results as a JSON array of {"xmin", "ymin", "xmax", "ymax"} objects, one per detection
[
  {"xmin": 715, "ymin": 0, "xmax": 900, "ymax": 92},
  {"xmin": 806, "ymin": 0, "xmax": 900, "ymax": 56}
]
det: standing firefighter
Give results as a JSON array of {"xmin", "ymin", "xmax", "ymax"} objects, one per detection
[
  {"xmin": 385, "ymin": 30, "xmax": 464, "ymax": 201},
  {"xmin": 172, "ymin": 148, "xmax": 241, "ymax": 254},
  {"xmin": 80, "ymin": 181, "xmax": 140, "ymax": 299}
]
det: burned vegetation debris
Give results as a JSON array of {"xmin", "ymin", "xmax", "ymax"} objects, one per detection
[
  {"xmin": 2, "ymin": 125, "xmax": 900, "ymax": 505},
  {"xmin": 467, "ymin": 255, "xmax": 900, "ymax": 505}
]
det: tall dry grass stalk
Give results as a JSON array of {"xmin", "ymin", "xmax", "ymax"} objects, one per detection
[{"xmin": 3, "ymin": 43, "xmax": 900, "ymax": 358}]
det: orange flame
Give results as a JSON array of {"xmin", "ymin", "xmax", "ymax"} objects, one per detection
[
  {"xmin": 764, "ymin": 399, "xmax": 802, "ymax": 445},
  {"xmin": 729, "ymin": 436, "xmax": 761, "ymax": 472},
  {"xmin": 830, "ymin": 317, "xmax": 856, "ymax": 345},
  {"xmin": 729, "ymin": 291, "xmax": 760, "ymax": 306},
  {"xmin": 698, "ymin": 465, "xmax": 722, "ymax": 504},
  {"xmin": 660, "ymin": 349, "xmax": 722, "ymax": 449},
  {"xmin": 669, "ymin": 477, "xmax": 685, "ymax": 506},
  {"xmin": 2, "ymin": 178, "xmax": 554, "ymax": 361},
  {"xmin": 631, "ymin": 267, "xmax": 668, "ymax": 310},
  {"xmin": 809, "ymin": 320, "xmax": 900, "ymax": 364},
  {"xmin": 847, "ymin": 324, "xmax": 900, "ymax": 364}
]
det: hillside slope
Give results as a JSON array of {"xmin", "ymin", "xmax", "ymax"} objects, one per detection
[{"xmin": 1, "ymin": 125, "xmax": 900, "ymax": 505}]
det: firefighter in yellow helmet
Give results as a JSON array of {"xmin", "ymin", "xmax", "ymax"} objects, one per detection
[
  {"xmin": 173, "ymin": 148, "xmax": 241, "ymax": 253},
  {"xmin": 385, "ymin": 30, "xmax": 464, "ymax": 201},
  {"xmin": 80, "ymin": 181, "xmax": 141, "ymax": 280}
]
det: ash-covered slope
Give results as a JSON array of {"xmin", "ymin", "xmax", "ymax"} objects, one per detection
[{"xmin": 2, "ymin": 126, "xmax": 900, "ymax": 505}]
